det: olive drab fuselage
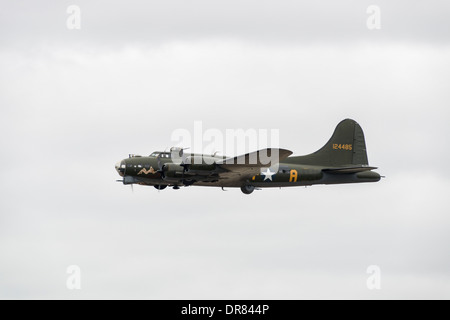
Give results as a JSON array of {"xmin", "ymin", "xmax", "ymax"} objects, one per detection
[{"xmin": 115, "ymin": 119, "xmax": 381, "ymax": 194}]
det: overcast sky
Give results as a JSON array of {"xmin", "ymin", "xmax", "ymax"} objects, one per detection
[{"xmin": 1, "ymin": 1, "xmax": 449, "ymax": 299}]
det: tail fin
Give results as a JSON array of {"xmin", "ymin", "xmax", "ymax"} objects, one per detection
[{"xmin": 285, "ymin": 119, "xmax": 369, "ymax": 167}]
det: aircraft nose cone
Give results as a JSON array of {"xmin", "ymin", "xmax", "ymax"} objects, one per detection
[{"xmin": 115, "ymin": 160, "xmax": 125, "ymax": 177}]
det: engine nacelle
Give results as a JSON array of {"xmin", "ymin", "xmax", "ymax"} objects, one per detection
[
  {"xmin": 163, "ymin": 163, "xmax": 185, "ymax": 179},
  {"xmin": 123, "ymin": 175, "xmax": 137, "ymax": 185}
]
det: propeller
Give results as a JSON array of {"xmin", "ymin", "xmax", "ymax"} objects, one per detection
[
  {"xmin": 156, "ymin": 154, "xmax": 165, "ymax": 177},
  {"xmin": 156, "ymin": 147, "xmax": 192, "ymax": 188}
]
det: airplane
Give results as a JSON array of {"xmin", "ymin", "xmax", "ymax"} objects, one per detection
[{"xmin": 115, "ymin": 119, "xmax": 381, "ymax": 194}]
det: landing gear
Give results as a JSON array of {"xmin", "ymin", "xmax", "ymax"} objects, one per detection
[
  {"xmin": 173, "ymin": 185, "xmax": 180, "ymax": 190},
  {"xmin": 240, "ymin": 184, "xmax": 255, "ymax": 195},
  {"xmin": 182, "ymin": 179, "xmax": 195, "ymax": 186},
  {"xmin": 154, "ymin": 185, "xmax": 167, "ymax": 190}
]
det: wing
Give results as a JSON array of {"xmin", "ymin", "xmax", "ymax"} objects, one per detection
[
  {"xmin": 215, "ymin": 148, "xmax": 293, "ymax": 185},
  {"xmin": 216, "ymin": 148, "xmax": 292, "ymax": 167}
]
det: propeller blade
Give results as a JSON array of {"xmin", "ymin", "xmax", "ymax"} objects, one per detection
[{"xmin": 157, "ymin": 154, "xmax": 163, "ymax": 170}]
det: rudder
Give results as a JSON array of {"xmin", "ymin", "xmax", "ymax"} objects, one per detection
[{"xmin": 284, "ymin": 119, "xmax": 369, "ymax": 167}]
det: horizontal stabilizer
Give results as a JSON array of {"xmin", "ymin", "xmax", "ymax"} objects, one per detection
[{"xmin": 323, "ymin": 166, "xmax": 378, "ymax": 174}]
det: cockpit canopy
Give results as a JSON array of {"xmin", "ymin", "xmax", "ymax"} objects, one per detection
[
  {"xmin": 150, "ymin": 147, "xmax": 184, "ymax": 158},
  {"xmin": 149, "ymin": 151, "xmax": 171, "ymax": 158}
]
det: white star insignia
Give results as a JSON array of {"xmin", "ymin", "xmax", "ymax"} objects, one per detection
[{"xmin": 261, "ymin": 168, "xmax": 275, "ymax": 181}]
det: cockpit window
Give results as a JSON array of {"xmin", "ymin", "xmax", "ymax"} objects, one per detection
[{"xmin": 150, "ymin": 152, "xmax": 171, "ymax": 158}]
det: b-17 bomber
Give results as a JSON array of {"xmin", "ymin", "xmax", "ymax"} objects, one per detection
[{"xmin": 115, "ymin": 119, "xmax": 381, "ymax": 194}]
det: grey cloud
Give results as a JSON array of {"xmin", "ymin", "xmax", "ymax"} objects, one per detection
[
  {"xmin": 1, "ymin": 1, "xmax": 450, "ymax": 299},
  {"xmin": 1, "ymin": 0, "xmax": 450, "ymax": 48}
]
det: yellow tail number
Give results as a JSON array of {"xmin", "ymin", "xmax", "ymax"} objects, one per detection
[{"xmin": 289, "ymin": 169, "xmax": 298, "ymax": 182}]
